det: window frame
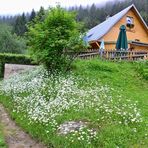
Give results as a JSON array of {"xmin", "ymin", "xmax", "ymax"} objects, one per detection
[{"xmin": 126, "ymin": 16, "xmax": 134, "ymax": 28}]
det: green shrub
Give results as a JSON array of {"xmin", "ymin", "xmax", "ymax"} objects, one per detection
[
  {"xmin": 0, "ymin": 53, "xmax": 35, "ymax": 78},
  {"xmin": 26, "ymin": 5, "xmax": 85, "ymax": 72},
  {"xmin": 141, "ymin": 68, "xmax": 148, "ymax": 80},
  {"xmin": 135, "ymin": 61, "xmax": 148, "ymax": 80}
]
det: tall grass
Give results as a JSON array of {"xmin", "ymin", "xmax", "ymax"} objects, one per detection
[
  {"xmin": 135, "ymin": 60, "xmax": 148, "ymax": 80},
  {"xmin": 0, "ymin": 125, "xmax": 6, "ymax": 148}
]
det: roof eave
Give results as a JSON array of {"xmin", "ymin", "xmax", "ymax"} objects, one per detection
[
  {"xmin": 94, "ymin": 5, "xmax": 133, "ymax": 40},
  {"xmin": 131, "ymin": 4, "xmax": 148, "ymax": 31}
]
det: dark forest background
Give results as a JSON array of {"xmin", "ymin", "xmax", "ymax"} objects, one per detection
[{"xmin": 0, "ymin": 0, "xmax": 147, "ymax": 53}]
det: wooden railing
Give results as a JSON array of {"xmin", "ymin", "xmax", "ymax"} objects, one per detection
[
  {"xmin": 102, "ymin": 50, "xmax": 148, "ymax": 60},
  {"xmin": 78, "ymin": 49, "xmax": 99, "ymax": 59},
  {"xmin": 78, "ymin": 49, "xmax": 148, "ymax": 60}
]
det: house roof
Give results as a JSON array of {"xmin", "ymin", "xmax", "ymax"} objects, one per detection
[{"xmin": 85, "ymin": 4, "xmax": 148, "ymax": 43}]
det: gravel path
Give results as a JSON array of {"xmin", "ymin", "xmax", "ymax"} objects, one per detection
[{"xmin": 0, "ymin": 104, "xmax": 46, "ymax": 148}]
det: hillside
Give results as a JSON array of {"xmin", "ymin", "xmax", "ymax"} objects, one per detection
[{"xmin": 0, "ymin": 59, "xmax": 148, "ymax": 147}]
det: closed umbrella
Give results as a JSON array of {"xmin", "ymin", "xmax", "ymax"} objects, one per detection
[
  {"xmin": 100, "ymin": 39, "xmax": 105, "ymax": 50},
  {"xmin": 99, "ymin": 39, "xmax": 105, "ymax": 58},
  {"xmin": 116, "ymin": 25, "xmax": 128, "ymax": 51}
]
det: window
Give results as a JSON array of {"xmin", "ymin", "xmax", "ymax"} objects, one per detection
[
  {"xmin": 126, "ymin": 16, "xmax": 134, "ymax": 24},
  {"xmin": 126, "ymin": 16, "xmax": 134, "ymax": 28}
]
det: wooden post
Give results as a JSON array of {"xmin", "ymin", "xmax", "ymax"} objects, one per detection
[
  {"xmin": 106, "ymin": 50, "xmax": 109, "ymax": 59},
  {"xmin": 96, "ymin": 42, "xmax": 100, "ymax": 48}
]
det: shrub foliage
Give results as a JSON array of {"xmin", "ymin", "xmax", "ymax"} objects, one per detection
[
  {"xmin": 136, "ymin": 61, "xmax": 148, "ymax": 80},
  {"xmin": 27, "ymin": 5, "xmax": 85, "ymax": 71}
]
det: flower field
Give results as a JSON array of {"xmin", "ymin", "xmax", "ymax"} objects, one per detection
[{"xmin": 0, "ymin": 59, "xmax": 148, "ymax": 147}]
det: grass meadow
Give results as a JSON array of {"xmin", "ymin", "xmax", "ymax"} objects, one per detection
[
  {"xmin": 0, "ymin": 59, "xmax": 147, "ymax": 148},
  {"xmin": 0, "ymin": 125, "xmax": 6, "ymax": 148}
]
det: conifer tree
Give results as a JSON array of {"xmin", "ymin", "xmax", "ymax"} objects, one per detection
[
  {"xmin": 36, "ymin": 6, "xmax": 46, "ymax": 22},
  {"xmin": 14, "ymin": 13, "xmax": 27, "ymax": 36},
  {"xmin": 29, "ymin": 9, "xmax": 36, "ymax": 22}
]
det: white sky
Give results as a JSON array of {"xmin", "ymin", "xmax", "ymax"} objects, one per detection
[{"xmin": 0, "ymin": 0, "xmax": 116, "ymax": 15}]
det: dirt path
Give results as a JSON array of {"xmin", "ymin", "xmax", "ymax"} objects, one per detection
[{"xmin": 0, "ymin": 104, "xmax": 46, "ymax": 148}]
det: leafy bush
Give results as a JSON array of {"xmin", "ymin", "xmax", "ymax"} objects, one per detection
[
  {"xmin": 135, "ymin": 61, "xmax": 148, "ymax": 80},
  {"xmin": 26, "ymin": 5, "xmax": 85, "ymax": 71},
  {"xmin": 142, "ymin": 69, "xmax": 148, "ymax": 80},
  {"xmin": 0, "ymin": 53, "xmax": 35, "ymax": 78}
]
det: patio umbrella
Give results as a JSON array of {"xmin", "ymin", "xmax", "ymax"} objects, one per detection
[
  {"xmin": 99, "ymin": 39, "xmax": 105, "ymax": 58},
  {"xmin": 116, "ymin": 25, "xmax": 128, "ymax": 50},
  {"xmin": 100, "ymin": 39, "xmax": 105, "ymax": 50}
]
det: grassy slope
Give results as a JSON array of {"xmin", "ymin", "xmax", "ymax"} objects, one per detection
[
  {"xmin": 73, "ymin": 59, "xmax": 148, "ymax": 111},
  {"xmin": 0, "ymin": 59, "xmax": 147, "ymax": 148},
  {"xmin": 73, "ymin": 59, "xmax": 148, "ymax": 147}
]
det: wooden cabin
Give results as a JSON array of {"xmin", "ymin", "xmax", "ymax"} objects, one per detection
[{"xmin": 85, "ymin": 4, "xmax": 148, "ymax": 51}]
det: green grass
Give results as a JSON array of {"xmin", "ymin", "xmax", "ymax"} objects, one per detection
[
  {"xmin": 0, "ymin": 125, "xmax": 6, "ymax": 148},
  {"xmin": 73, "ymin": 59, "xmax": 148, "ymax": 147},
  {"xmin": 73, "ymin": 59, "xmax": 148, "ymax": 109},
  {"xmin": 0, "ymin": 59, "xmax": 147, "ymax": 148}
]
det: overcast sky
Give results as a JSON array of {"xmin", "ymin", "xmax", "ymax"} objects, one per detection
[{"xmin": 0, "ymin": 0, "xmax": 117, "ymax": 15}]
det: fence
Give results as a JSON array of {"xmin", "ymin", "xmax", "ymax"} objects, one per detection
[{"xmin": 78, "ymin": 49, "xmax": 148, "ymax": 60}]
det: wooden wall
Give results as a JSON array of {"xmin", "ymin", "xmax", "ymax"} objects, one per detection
[
  {"xmin": 100, "ymin": 8, "xmax": 148, "ymax": 50},
  {"xmin": 104, "ymin": 43, "xmax": 148, "ymax": 51},
  {"xmin": 129, "ymin": 44, "xmax": 148, "ymax": 51}
]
